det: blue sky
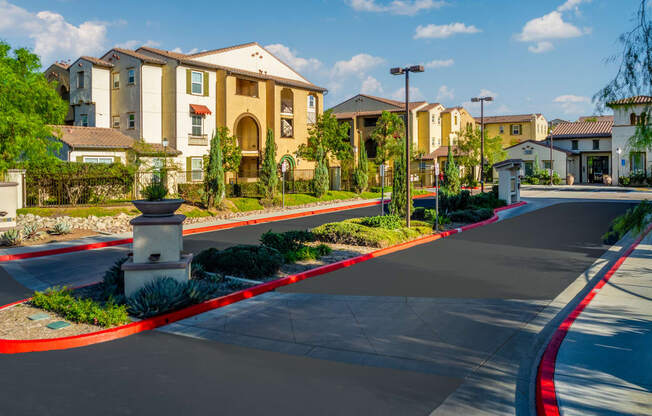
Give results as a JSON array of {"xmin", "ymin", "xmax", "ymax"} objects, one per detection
[{"xmin": 0, "ymin": 0, "xmax": 641, "ymax": 120}]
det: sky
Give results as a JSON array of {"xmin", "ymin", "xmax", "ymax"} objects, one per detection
[{"xmin": 0, "ymin": 0, "xmax": 643, "ymax": 120}]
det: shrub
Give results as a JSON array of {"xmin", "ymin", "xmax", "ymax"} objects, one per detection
[
  {"xmin": 51, "ymin": 221, "xmax": 72, "ymax": 235},
  {"xmin": 194, "ymin": 245, "xmax": 284, "ymax": 278},
  {"xmin": 313, "ymin": 152, "xmax": 330, "ymax": 198},
  {"xmin": 178, "ymin": 183, "xmax": 204, "ymax": 204},
  {"xmin": 359, "ymin": 214, "xmax": 403, "ymax": 230},
  {"xmin": 601, "ymin": 200, "xmax": 652, "ymax": 244},
  {"xmin": 469, "ymin": 192, "xmax": 507, "ymax": 209},
  {"xmin": 205, "ymin": 130, "xmax": 226, "ymax": 208},
  {"xmin": 284, "ymin": 244, "xmax": 332, "ymax": 263},
  {"xmin": 141, "ymin": 181, "xmax": 168, "ymax": 201},
  {"xmin": 127, "ymin": 277, "xmax": 189, "ymax": 318},
  {"xmin": 31, "ymin": 287, "xmax": 129, "ymax": 327},
  {"xmin": 312, "ymin": 218, "xmax": 431, "ymax": 248},
  {"xmin": 102, "ymin": 257, "xmax": 128, "ymax": 299},
  {"xmin": 619, "ymin": 176, "xmax": 631, "ymax": 186},
  {"xmin": 259, "ymin": 128, "xmax": 278, "ymax": 200},
  {"xmin": 388, "ymin": 142, "xmax": 412, "ymax": 217},
  {"xmin": 448, "ymin": 208, "xmax": 494, "ymax": 223},
  {"xmin": 1, "ymin": 228, "xmax": 22, "ymax": 246},
  {"xmin": 260, "ymin": 230, "xmax": 314, "ymax": 253},
  {"xmin": 352, "ymin": 148, "xmax": 369, "ymax": 194}
]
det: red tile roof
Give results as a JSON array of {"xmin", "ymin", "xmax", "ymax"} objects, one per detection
[
  {"xmin": 607, "ymin": 96, "xmax": 652, "ymax": 106},
  {"xmin": 578, "ymin": 115, "xmax": 614, "ymax": 122},
  {"xmin": 105, "ymin": 48, "xmax": 166, "ymax": 65},
  {"xmin": 549, "ymin": 121, "xmax": 612, "ymax": 138},
  {"xmin": 422, "ymin": 146, "xmax": 456, "ymax": 160},
  {"xmin": 52, "ymin": 126, "xmax": 134, "ymax": 148},
  {"xmin": 474, "ymin": 114, "xmax": 542, "ymax": 124},
  {"xmin": 418, "ymin": 103, "xmax": 443, "ymax": 112}
]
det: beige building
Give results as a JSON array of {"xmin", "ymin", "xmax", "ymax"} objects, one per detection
[
  {"xmin": 476, "ymin": 114, "xmax": 548, "ymax": 147},
  {"xmin": 46, "ymin": 42, "xmax": 326, "ymax": 183}
]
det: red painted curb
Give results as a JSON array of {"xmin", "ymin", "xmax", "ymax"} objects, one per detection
[
  {"xmin": 0, "ymin": 193, "xmax": 436, "ymax": 262},
  {"xmin": 0, "ymin": 199, "xmax": 524, "ymax": 354},
  {"xmin": 535, "ymin": 221, "xmax": 652, "ymax": 416}
]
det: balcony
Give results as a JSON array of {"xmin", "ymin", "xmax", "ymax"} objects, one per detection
[{"xmin": 188, "ymin": 134, "xmax": 208, "ymax": 146}]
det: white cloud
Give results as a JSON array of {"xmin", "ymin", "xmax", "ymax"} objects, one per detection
[
  {"xmin": 424, "ymin": 58, "xmax": 454, "ymax": 68},
  {"xmin": 557, "ymin": 0, "xmax": 591, "ymax": 12},
  {"xmin": 348, "ymin": 0, "xmax": 445, "ymax": 16},
  {"xmin": 554, "ymin": 94, "xmax": 592, "ymax": 115},
  {"xmin": 528, "ymin": 41, "xmax": 554, "ymax": 53},
  {"xmin": 436, "ymin": 85, "xmax": 454, "ymax": 101},
  {"xmin": 265, "ymin": 43, "xmax": 322, "ymax": 72},
  {"xmin": 117, "ymin": 39, "xmax": 160, "ymax": 50},
  {"xmin": 331, "ymin": 53, "xmax": 385, "ymax": 78},
  {"xmin": 0, "ymin": 1, "xmax": 108, "ymax": 63},
  {"xmin": 414, "ymin": 23, "xmax": 481, "ymax": 39},
  {"xmin": 171, "ymin": 47, "xmax": 200, "ymax": 55},
  {"xmin": 391, "ymin": 86, "xmax": 423, "ymax": 101},
  {"xmin": 517, "ymin": 11, "xmax": 583, "ymax": 42},
  {"xmin": 463, "ymin": 89, "xmax": 498, "ymax": 112},
  {"xmin": 360, "ymin": 75, "xmax": 383, "ymax": 94}
]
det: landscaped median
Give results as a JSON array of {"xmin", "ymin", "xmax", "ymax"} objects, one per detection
[{"xmin": 0, "ymin": 195, "xmax": 525, "ymax": 354}]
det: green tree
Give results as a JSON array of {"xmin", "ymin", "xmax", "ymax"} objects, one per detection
[
  {"xmin": 455, "ymin": 128, "xmax": 506, "ymax": 184},
  {"xmin": 370, "ymin": 111, "xmax": 404, "ymax": 166},
  {"xmin": 352, "ymin": 146, "xmax": 369, "ymax": 194},
  {"xmin": 595, "ymin": 0, "xmax": 651, "ymax": 150},
  {"xmin": 313, "ymin": 145, "xmax": 330, "ymax": 197},
  {"xmin": 296, "ymin": 110, "xmax": 352, "ymax": 165},
  {"xmin": 259, "ymin": 128, "xmax": 278, "ymax": 202},
  {"xmin": 388, "ymin": 142, "xmax": 412, "ymax": 218},
  {"xmin": 443, "ymin": 146, "xmax": 461, "ymax": 195},
  {"xmin": 0, "ymin": 42, "xmax": 68, "ymax": 176},
  {"xmin": 204, "ymin": 131, "xmax": 225, "ymax": 208},
  {"xmin": 219, "ymin": 127, "xmax": 242, "ymax": 179}
]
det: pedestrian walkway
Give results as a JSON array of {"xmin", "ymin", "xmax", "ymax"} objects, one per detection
[{"xmin": 554, "ymin": 228, "xmax": 652, "ymax": 416}]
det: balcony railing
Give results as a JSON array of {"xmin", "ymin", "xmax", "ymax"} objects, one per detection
[{"xmin": 188, "ymin": 134, "xmax": 208, "ymax": 146}]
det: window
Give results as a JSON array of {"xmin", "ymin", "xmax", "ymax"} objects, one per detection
[
  {"xmin": 511, "ymin": 124, "xmax": 522, "ymax": 135},
  {"xmin": 499, "ymin": 125, "xmax": 504, "ymax": 134},
  {"xmin": 438, "ymin": 116, "xmax": 441, "ymax": 125},
  {"xmin": 454, "ymin": 115, "xmax": 458, "ymax": 125},
  {"xmin": 191, "ymin": 115, "xmax": 203, "ymax": 136},
  {"xmin": 572, "ymin": 140, "xmax": 578, "ymax": 150},
  {"xmin": 80, "ymin": 114, "xmax": 88, "ymax": 127},
  {"xmin": 542, "ymin": 160, "xmax": 552, "ymax": 170},
  {"xmin": 191, "ymin": 157, "xmax": 204, "ymax": 181},
  {"xmin": 307, "ymin": 95, "xmax": 316, "ymax": 124},
  {"xmin": 127, "ymin": 68, "xmax": 135, "ymax": 85},
  {"xmin": 524, "ymin": 161, "xmax": 534, "ymax": 176},
  {"xmin": 77, "ymin": 71, "xmax": 84, "ymax": 88},
  {"xmin": 83, "ymin": 156, "xmax": 113, "ymax": 164},
  {"xmin": 363, "ymin": 117, "xmax": 378, "ymax": 127},
  {"xmin": 191, "ymin": 71, "xmax": 203, "ymax": 95},
  {"xmin": 112, "ymin": 73, "xmax": 120, "ymax": 89},
  {"xmin": 630, "ymin": 113, "xmax": 637, "ymax": 125},
  {"xmin": 631, "ymin": 152, "xmax": 646, "ymax": 173},
  {"xmin": 281, "ymin": 118, "xmax": 293, "ymax": 138},
  {"xmin": 431, "ymin": 114, "xmax": 435, "ymax": 123},
  {"xmin": 128, "ymin": 113, "xmax": 135, "ymax": 129},
  {"xmin": 592, "ymin": 140, "xmax": 600, "ymax": 150},
  {"xmin": 112, "ymin": 116, "xmax": 120, "ymax": 128},
  {"xmin": 235, "ymin": 78, "xmax": 258, "ymax": 97}
]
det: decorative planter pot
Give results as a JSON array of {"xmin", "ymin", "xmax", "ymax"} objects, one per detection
[
  {"xmin": 566, "ymin": 174, "xmax": 575, "ymax": 186},
  {"xmin": 603, "ymin": 175, "xmax": 612, "ymax": 185},
  {"xmin": 132, "ymin": 199, "xmax": 184, "ymax": 217}
]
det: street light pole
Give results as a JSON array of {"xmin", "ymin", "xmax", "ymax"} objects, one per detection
[
  {"xmin": 391, "ymin": 65, "xmax": 424, "ymax": 228},
  {"xmin": 470, "ymin": 96, "xmax": 493, "ymax": 192},
  {"xmin": 549, "ymin": 130, "xmax": 553, "ymax": 186}
]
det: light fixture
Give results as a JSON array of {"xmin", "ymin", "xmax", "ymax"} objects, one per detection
[
  {"xmin": 390, "ymin": 67, "xmax": 404, "ymax": 75},
  {"xmin": 162, "ymin": 138, "xmax": 168, "ymax": 148}
]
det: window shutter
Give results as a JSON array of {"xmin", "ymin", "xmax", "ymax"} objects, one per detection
[
  {"xmin": 186, "ymin": 69, "xmax": 191, "ymax": 94},
  {"xmin": 186, "ymin": 157, "xmax": 192, "ymax": 182},
  {"xmin": 203, "ymin": 72, "xmax": 209, "ymax": 96}
]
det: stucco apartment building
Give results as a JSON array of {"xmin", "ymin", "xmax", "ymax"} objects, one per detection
[
  {"xmin": 608, "ymin": 96, "xmax": 652, "ymax": 185},
  {"xmin": 475, "ymin": 114, "xmax": 548, "ymax": 147},
  {"xmin": 44, "ymin": 42, "xmax": 325, "ymax": 182}
]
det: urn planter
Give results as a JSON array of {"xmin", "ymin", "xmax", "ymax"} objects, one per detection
[
  {"xmin": 131, "ymin": 199, "xmax": 184, "ymax": 217},
  {"xmin": 566, "ymin": 174, "xmax": 575, "ymax": 186}
]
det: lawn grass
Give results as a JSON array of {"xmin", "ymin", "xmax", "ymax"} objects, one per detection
[
  {"xmin": 283, "ymin": 190, "xmax": 359, "ymax": 206},
  {"xmin": 228, "ymin": 197, "xmax": 264, "ymax": 212},
  {"xmin": 17, "ymin": 206, "xmax": 139, "ymax": 218}
]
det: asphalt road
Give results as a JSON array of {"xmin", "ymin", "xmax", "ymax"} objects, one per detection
[
  {"xmin": 281, "ymin": 202, "xmax": 631, "ymax": 299},
  {"xmin": 0, "ymin": 201, "xmax": 634, "ymax": 415}
]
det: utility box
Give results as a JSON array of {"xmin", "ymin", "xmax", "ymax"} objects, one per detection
[
  {"xmin": 492, "ymin": 159, "xmax": 523, "ymax": 205},
  {"xmin": 0, "ymin": 182, "xmax": 19, "ymax": 230}
]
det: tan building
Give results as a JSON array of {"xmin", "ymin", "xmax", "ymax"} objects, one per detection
[
  {"xmin": 475, "ymin": 114, "xmax": 548, "ymax": 147},
  {"xmin": 441, "ymin": 107, "xmax": 475, "ymax": 147},
  {"xmin": 46, "ymin": 42, "xmax": 326, "ymax": 183}
]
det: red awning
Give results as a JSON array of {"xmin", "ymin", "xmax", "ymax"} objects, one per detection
[{"xmin": 190, "ymin": 104, "xmax": 212, "ymax": 115}]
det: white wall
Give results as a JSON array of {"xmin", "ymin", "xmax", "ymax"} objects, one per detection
[
  {"xmin": 141, "ymin": 64, "xmax": 163, "ymax": 143},
  {"xmin": 192, "ymin": 44, "xmax": 309, "ymax": 83},
  {"xmin": 505, "ymin": 142, "xmax": 568, "ymax": 180},
  {"xmin": 554, "ymin": 137, "xmax": 612, "ymax": 153},
  {"xmin": 175, "ymin": 66, "xmax": 216, "ymax": 168},
  {"xmin": 91, "ymin": 67, "xmax": 110, "ymax": 128},
  {"xmin": 69, "ymin": 149, "xmax": 128, "ymax": 164}
]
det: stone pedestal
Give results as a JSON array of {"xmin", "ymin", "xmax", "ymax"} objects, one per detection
[
  {"xmin": 0, "ymin": 182, "xmax": 19, "ymax": 230},
  {"xmin": 492, "ymin": 159, "xmax": 522, "ymax": 205},
  {"xmin": 121, "ymin": 213, "xmax": 191, "ymax": 297}
]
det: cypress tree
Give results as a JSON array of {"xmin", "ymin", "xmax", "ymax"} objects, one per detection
[
  {"xmin": 443, "ymin": 146, "xmax": 461, "ymax": 195},
  {"xmin": 388, "ymin": 142, "xmax": 412, "ymax": 218},
  {"xmin": 313, "ymin": 144, "xmax": 330, "ymax": 198},
  {"xmin": 259, "ymin": 128, "xmax": 278, "ymax": 203},
  {"xmin": 352, "ymin": 147, "xmax": 369, "ymax": 193},
  {"xmin": 205, "ymin": 130, "xmax": 225, "ymax": 208}
]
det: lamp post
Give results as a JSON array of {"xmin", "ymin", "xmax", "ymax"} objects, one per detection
[
  {"xmin": 616, "ymin": 147, "xmax": 622, "ymax": 184},
  {"xmin": 391, "ymin": 65, "xmax": 424, "ymax": 227},
  {"xmin": 470, "ymin": 96, "xmax": 493, "ymax": 192},
  {"xmin": 548, "ymin": 129, "xmax": 553, "ymax": 186}
]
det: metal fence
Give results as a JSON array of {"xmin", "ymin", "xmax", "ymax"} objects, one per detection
[{"xmin": 25, "ymin": 174, "xmax": 135, "ymax": 207}]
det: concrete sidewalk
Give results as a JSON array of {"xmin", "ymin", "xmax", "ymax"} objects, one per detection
[{"xmin": 554, "ymin": 229, "xmax": 652, "ymax": 416}]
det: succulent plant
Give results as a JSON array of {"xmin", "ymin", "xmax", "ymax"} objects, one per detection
[
  {"xmin": 21, "ymin": 223, "xmax": 39, "ymax": 240},
  {"xmin": 102, "ymin": 257, "xmax": 128, "ymax": 299},
  {"xmin": 51, "ymin": 221, "xmax": 72, "ymax": 235},
  {"xmin": 141, "ymin": 181, "xmax": 168, "ymax": 201},
  {"xmin": 1, "ymin": 228, "xmax": 22, "ymax": 246},
  {"xmin": 185, "ymin": 279, "xmax": 221, "ymax": 304},
  {"xmin": 127, "ymin": 277, "xmax": 190, "ymax": 318}
]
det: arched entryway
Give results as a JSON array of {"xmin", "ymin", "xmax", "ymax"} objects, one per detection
[{"xmin": 234, "ymin": 115, "xmax": 260, "ymax": 180}]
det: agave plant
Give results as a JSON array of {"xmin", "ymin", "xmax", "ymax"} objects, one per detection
[
  {"xmin": 51, "ymin": 221, "xmax": 72, "ymax": 235},
  {"xmin": 1, "ymin": 228, "xmax": 22, "ymax": 246},
  {"xmin": 127, "ymin": 277, "xmax": 190, "ymax": 318},
  {"xmin": 185, "ymin": 279, "xmax": 221, "ymax": 304},
  {"xmin": 21, "ymin": 224, "xmax": 39, "ymax": 240},
  {"xmin": 102, "ymin": 257, "xmax": 128, "ymax": 299}
]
